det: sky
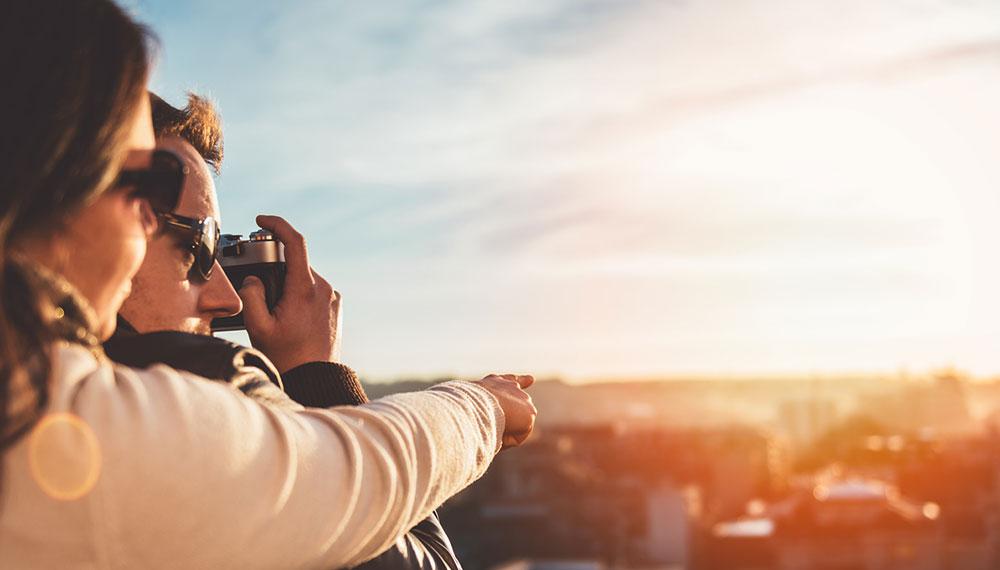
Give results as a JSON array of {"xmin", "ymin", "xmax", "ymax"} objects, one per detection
[{"xmin": 128, "ymin": 0, "xmax": 1000, "ymax": 381}]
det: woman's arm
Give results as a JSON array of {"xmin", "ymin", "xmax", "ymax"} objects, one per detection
[
  {"xmin": 55, "ymin": 343, "xmax": 503, "ymax": 569},
  {"xmin": 104, "ymin": 330, "xmax": 466, "ymax": 568},
  {"xmin": 284, "ymin": 362, "xmax": 464, "ymax": 570}
]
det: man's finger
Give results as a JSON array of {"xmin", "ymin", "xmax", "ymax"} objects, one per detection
[
  {"xmin": 255, "ymin": 214, "xmax": 313, "ymax": 288},
  {"xmin": 310, "ymin": 268, "xmax": 338, "ymax": 303},
  {"xmin": 239, "ymin": 275, "xmax": 275, "ymax": 334}
]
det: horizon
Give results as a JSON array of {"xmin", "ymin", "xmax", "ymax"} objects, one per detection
[
  {"xmin": 364, "ymin": 365, "xmax": 1000, "ymax": 385},
  {"xmin": 135, "ymin": 0, "xmax": 1000, "ymax": 380}
]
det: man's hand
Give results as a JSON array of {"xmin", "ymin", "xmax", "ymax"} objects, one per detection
[
  {"xmin": 472, "ymin": 374, "xmax": 536, "ymax": 449},
  {"xmin": 239, "ymin": 214, "xmax": 342, "ymax": 373}
]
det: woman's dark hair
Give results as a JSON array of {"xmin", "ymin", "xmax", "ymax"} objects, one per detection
[{"xmin": 0, "ymin": 0, "xmax": 153, "ymax": 452}]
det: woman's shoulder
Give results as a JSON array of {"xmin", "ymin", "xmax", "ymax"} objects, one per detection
[
  {"xmin": 52, "ymin": 339, "xmax": 270, "ymax": 391},
  {"xmin": 51, "ymin": 341, "xmax": 105, "ymax": 387},
  {"xmin": 49, "ymin": 340, "xmax": 260, "ymax": 414}
]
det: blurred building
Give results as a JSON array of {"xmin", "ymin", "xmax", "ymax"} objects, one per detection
[
  {"xmin": 646, "ymin": 484, "xmax": 697, "ymax": 567},
  {"xmin": 776, "ymin": 479, "xmax": 942, "ymax": 570},
  {"xmin": 778, "ymin": 399, "xmax": 839, "ymax": 448},
  {"xmin": 856, "ymin": 372, "xmax": 974, "ymax": 436},
  {"xmin": 439, "ymin": 424, "xmax": 793, "ymax": 569},
  {"xmin": 490, "ymin": 561, "xmax": 605, "ymax": 570},
  {"xmin": 895, "ymin": 434, "xmax": 1000, "ymax": 570},
  {"xmin": 371, "ymin": 377, "xmax": 1000, "ymax": 570},
  {"xmin": 704, "ymin": 479, "xmax": 943, "ymax": 570}
]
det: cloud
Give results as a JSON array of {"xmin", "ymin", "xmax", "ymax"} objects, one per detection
[{"xmin": 135, "ymin": 0, "xmax": 1000, "ymax": 377}]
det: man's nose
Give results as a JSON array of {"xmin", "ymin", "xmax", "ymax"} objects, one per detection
[{"xmin": 199, "ymin": 260, "xmax": 243, "ymax": 318}]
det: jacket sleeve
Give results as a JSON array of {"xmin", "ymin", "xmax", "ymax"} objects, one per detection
[
  {"xmin": 283, "ymin": 362, "xmax": 465, "ymax": 570},
  {"xmin": 52, "ymin": 343, "xmax": 503, "ymax": 570},
  {"xmin": 282, "ymin": 361, "xmax": 369, "ymax": 409},
  {"xmin": 349, "ymin": 511, "xmax": 462, "ymax": 570}
]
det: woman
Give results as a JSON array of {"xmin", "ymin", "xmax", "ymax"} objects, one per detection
[{"xmin": 0, "ymin": 1, "xmax": 536, "ymax": 568}]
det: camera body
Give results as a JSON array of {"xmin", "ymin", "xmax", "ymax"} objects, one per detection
[{"xmin": 210, "ymin": 230, "xmax": 286, "ymax": 332}]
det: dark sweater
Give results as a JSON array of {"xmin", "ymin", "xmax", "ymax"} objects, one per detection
[{"xmin": 105, "ymin": 318, "xmax": 462, "ymax": 570}]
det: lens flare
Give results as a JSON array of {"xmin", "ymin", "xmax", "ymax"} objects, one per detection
[{"xmin": 28, "ymin": 413, "xmax": 101, "ymax": 501}]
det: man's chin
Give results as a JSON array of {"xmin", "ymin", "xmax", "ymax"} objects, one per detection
[
  {"xmin": 159, "ymin": 318, "xmax": 213, "ymax": 336},
  {"xmin": 190, "ymin": 320, "xmax": 214, "ymax": 336}
]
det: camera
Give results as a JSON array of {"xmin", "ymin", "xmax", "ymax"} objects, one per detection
[{"xmin": 210, "ymin": 230, "xmax": 286, "ymax": 332}]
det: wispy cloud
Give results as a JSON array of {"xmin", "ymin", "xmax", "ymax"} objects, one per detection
[{"xmin": 134, "ymin": 0, "xmax": 1000, "ymax": 378}]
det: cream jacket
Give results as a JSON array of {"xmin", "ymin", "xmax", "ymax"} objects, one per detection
[{"xmin": 0, "ymin": 342, "xmax": 504, "ymax": 569}]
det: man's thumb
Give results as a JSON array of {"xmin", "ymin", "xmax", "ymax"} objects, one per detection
[{"xmin": 239, "ymin": 276, "xmax": 272, "ymax": 330}]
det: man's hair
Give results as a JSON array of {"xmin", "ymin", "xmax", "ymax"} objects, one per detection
[{"xmin": 150, "ymin": 92, "xmax": 224, "ymax": 174}]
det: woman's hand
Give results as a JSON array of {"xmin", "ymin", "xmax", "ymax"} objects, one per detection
[{"xmin": 472, "ymin": 374, "xmax": 537, "ymax": 449}]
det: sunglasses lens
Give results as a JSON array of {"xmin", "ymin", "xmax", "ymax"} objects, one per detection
[{"xmin": 196, "ymin": 217, "xmax": 220, "ymax": 280}]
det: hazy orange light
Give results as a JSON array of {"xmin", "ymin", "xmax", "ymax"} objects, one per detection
[
  {"xmin": 922, "ymin": 502, "xmax": 941, "ymax": 520},
  {"xmin": 28, "ymin": 413, "xmax": 101, "ymax": 501}
]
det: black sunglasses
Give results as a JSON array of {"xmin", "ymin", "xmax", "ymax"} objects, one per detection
[
  {"xmin": 116, "ymin": 150, "xmax": 187, "ymax": 214},
  {"xmin": 160, "ymin": 213, "xmax": 220, "ymax": 282}
]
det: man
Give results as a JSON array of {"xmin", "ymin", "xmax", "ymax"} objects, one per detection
[{"xmin": 106, "ymin": 92, "xmax": 471, "ymax": 569}]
